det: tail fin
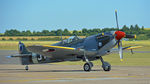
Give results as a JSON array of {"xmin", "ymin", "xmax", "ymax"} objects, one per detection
[
  {"xmin": 18, "ymin": 41, "xmax": 32, "ymax": 65},
  {"xmin": 18, "ymin": 41, "xmax": 30, "ymax": 54}
]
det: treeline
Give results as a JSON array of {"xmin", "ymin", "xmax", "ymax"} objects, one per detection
[
  {"xmin": 0, "ymin": 37, "xmax": 62, "ymax": 41},
  {"xmin": 1, "ymin": 24, "xmax": 150, "ymax": 40}
]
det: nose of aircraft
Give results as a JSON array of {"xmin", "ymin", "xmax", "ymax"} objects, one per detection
[{"xmin": 115, "ymin": 31, "xmax": 126, "ymax": 40}]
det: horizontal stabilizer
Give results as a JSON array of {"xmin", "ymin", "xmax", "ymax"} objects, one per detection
[
  {"xmin": 6, "ymin": 54, "xmax": 32, "ymax": 58},
  {"xmin": 6, "ymin": 56, "xmax": 12, "ymax": 58}
]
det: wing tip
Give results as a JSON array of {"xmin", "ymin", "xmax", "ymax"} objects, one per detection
[{"xmin": 120, "ymin": 59, "xmax": 123, "ymax": 62}]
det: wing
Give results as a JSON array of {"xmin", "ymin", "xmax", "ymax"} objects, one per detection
[
  {"xmin": 123, "ymin": 46, "xmax": 143, "ymax": 50},
  {"xmin": 27, "ymin": 45, "xmax": 83, "ymax": 59},
  {"xmin": 27, "ymin": 45, "xmax": 97, "ymax": 60},
  {"xmin": 110, "ymin": 46, "xmax": 143, "ymax": 54}
]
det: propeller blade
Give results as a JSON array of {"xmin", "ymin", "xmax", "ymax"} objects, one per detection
[
  {"xmin": 125, "ymin": 34, "xmax": 136, "ymax": 39},
  {"xmin": 118, "ymin": 40, "xmax": 123, "ymax": 61},
  {"xmin": 115, "ymin": 10, "xmax": 119, "ymax": 30}
]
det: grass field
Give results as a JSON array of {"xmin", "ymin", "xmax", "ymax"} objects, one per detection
[
  {"xmin": 0, "ymin": 36, "xmax": 85, "ymax": 40},
  {"xmin": 0, "ymin": 40, "xmax": 150, "ymax": 66},
  {"xmin": 0, "ymin": 41, "xmax": 59, "ymax": 50},
  {"xmin": 0, "ymin": 40, "xmax": 149, "ymax": 51},
  {"xmin": 144, "ymin": 28, "xmax": 150, "ymax": 30},
  {"xmin": 52, "ymin": 53, "xmax": 150, "ymax": 66}
]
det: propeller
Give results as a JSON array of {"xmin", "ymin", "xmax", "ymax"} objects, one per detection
[
  {"xmin": 114, "ymin": 10, "xmax": 125, "ymax": 61},
  {"xmin": 114, "ymin": 10, "xmax": 136, "ymax": 61}
]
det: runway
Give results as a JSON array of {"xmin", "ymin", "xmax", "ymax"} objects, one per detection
[
  {"xmin": 0, "ymin": 65, "xmax": 150, "ymax": 84},
  {"xmin": 0, "ymin": 50, "xmax": 150, "ymax": 84}
]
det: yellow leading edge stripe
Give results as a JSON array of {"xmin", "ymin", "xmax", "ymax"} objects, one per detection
[
  {"xmin": 134, "ymin": 34, "xmax": 136, "ymax": 39},
  {"xmin": 126, "ymin": 46, "xmax": 142, "ymax": 50},
  {"xmin": 43, "ymin": 45, "xmax": 75, "ymax": 50}
]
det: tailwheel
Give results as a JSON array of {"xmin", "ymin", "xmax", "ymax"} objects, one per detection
[
  {"xmin": 102, "ymin": 62, "xmax": 111, "ymax": 71},
  {"xmin": 25, "ymin": 65, "xmax": 29, "ymax": 71},
  {"xmin": 83, "ymin": 63, "xmax": 92, "ymax": 72}
]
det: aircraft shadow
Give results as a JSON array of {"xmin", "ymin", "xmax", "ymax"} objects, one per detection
[
  {"xmin": 0, "ymin": 68, "xmax": 101, "ymax": 72},
  {"xmin": 0, "ymin": 69, "xmax": 25, "ymax": 71},
  {"xmin": 29, "ymin": 69, "xmax": 101, "ymax": 72}
]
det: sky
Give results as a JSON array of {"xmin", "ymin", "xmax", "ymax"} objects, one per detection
[{"xmin": 0, "ymin": 0, "xmax": 150, "ymax": 33}]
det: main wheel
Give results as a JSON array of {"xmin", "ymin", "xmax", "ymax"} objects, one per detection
[
  {"xmin": 83, "ymin": 63, "xmax": 91, "ymax": 72},
  {"xmin": 25, "ymin": 65, "xmax": 29, "ymax": 71},
  {"xmin": 89, "ymin": 62, "xmax": 93, "ymax": 67},
  {"xmin": 102, "ymin": 62, "xmax": 111, "ymax": 71}
]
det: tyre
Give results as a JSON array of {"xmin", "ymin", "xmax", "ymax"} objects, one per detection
[
  {"xmin": 25, "ymin": 65, "xmax": 29, "ymax": 71},
  {"xmin": 83, "ymin": 63, "xmax": 91, "ymax": 71},
  {"xmin": 102, "ymin": 62, "xmax": 111, "ymax": 71},
  {"xmin": 89, "ymin": 62, "xmax": 93, "ymax": 67}
]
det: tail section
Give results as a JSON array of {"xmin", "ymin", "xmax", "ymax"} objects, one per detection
[
  {"xmin": 18, "ymin": 41, "xmax": 32, "ymax": 65},
  {"xmin": 18, "ymin": 41, "xmax": 50, "ymax": 65},
  {"xmin": 7, "ymin": 42, "xmax": 51, "ymax": 65}
]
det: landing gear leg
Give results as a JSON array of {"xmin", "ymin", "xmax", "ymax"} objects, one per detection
[
  {"xmin": 83, "ymin": 51, "xmax": 93, "ymax": 72},
  {"xmin": 100, "ymin": 56, "xmax": 111, "ymax": 71},
  {"xmin": 25, "ymin": 65, "xmax": 29, "ymax": 71}
]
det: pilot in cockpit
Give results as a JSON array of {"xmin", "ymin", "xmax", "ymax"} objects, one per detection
[{"xmin": 67, "ymin": 36, "xmax": 80, "ymax": 43}]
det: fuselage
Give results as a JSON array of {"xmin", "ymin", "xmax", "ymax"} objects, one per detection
[{"xmin": 50, "ymin": 32, "xmax": 118, "ymax": 61}]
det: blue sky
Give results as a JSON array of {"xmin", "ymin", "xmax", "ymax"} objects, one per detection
[{"xmin": 0, "ymin": 0, "xmax": 149, "ymax": 33}]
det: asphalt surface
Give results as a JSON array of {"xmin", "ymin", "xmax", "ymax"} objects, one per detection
[
  {"xmin": 0, "ymin": 50, "xmax": 150, "ymax": 84},
  {"xmin": 0, "ymin": 50, "xmax": 20, "ymax": 64}
]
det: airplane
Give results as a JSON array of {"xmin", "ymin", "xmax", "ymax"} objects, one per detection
[{"xmin": 7, "ymin": 10, "xmax": 140, "ymax": 72}]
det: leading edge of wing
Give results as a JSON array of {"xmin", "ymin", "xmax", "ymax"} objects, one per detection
[
  {"xmin": 42, "ymin": 45, "xmax": 75, "ymax": 50},
  {"xmin": 109, "ymin": 46, "xmax": 143, "ymax": 54},
  {"xmin": 123, "ymin": 46, "xmax": 143, "ymax": 50}
]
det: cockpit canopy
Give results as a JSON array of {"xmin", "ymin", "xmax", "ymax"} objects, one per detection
[{"xmin": 63, "ymin": 36, "xmax": 81, "ymax": 43}]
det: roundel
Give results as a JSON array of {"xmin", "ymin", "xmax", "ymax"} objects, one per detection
[{"xmin": 37, "ymin": 55, "xmax": 43, "ymax": 61}]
